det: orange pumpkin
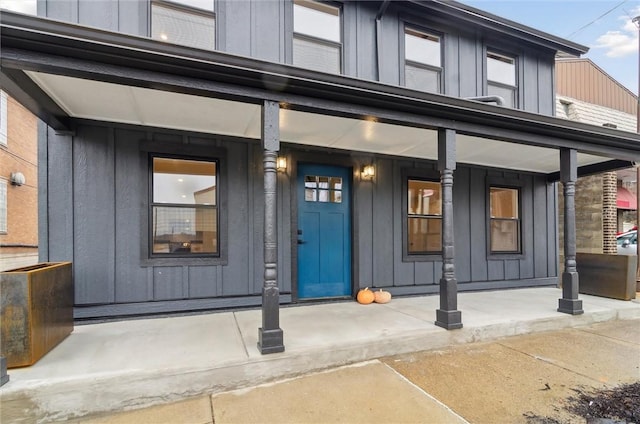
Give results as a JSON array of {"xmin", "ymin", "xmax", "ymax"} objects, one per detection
[
  {"xmin": 356, "ymin": 287, "xmax": 375, "ymax": 304},
  {"xmin": 374, "ymin": 289, "xmax": 391, "ymax": 304}
]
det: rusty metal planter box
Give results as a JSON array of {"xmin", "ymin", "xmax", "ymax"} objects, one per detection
[
  {"xmin": 576, "ymin": 253, "xmax": 637, "ymax": 301},
  {"xmin": 1, "ymin": 262, "xmax": 73, "ymax": 368}
]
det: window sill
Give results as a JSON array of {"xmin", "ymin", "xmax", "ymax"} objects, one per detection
[
  {"xmin": 487, "ymin": 253, "xmax": 525, "ymax": 260},
  {"xmin": 402, "ymin": 253, "xmax": 442, "ymax": 262},
  {"xmin": 140, "ymin": 256, "xmax": 228, "ymax": 267}
]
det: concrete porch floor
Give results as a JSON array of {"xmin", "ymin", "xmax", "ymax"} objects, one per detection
[{"xmin": 1, "ymin": 287, "xmax": 639, "ymax": 423}]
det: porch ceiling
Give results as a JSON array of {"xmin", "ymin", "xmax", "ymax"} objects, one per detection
[{"xmin": 27, "ymin": 71, "xmax": 606, "ymax": 174}]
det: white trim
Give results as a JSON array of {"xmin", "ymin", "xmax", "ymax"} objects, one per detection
[
  {"xmin": 0, "ymin": 91, "xmax": 7, "ymax": 146},
  {"xmin": 0, "ymin": 179, "xmax": 7, "ymax": 233}
]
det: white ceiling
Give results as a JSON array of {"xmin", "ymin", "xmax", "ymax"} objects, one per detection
[{"xmin": 27, "ymin": 71, "xmax": 610, "ymax": 174}]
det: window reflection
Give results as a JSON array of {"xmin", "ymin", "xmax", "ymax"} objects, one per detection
[
  {"xmin": 293, "ymin": 0, "xmax": 342, "ymax": 73},
  {"xmin": 487, "ymin": 51, "xmax": 516, "ymax": 107},
  {"xmin": 304, "ymin": 175, "xmax": 342, "ymax": 203},
  {"xmin": 1, "ymin": 0, "xmax": 37, "ymax": 15},
  {"xmin": 151, "ymin": 0, "xmax": 215, "ymax": 50},
  {"xmin": 407, "ymin": 180, "xmax": 441, "ymax": 253},
  {"xmin": 151, "ymin": 157, "xmax": 218, "ymax": 256},
  {"xmin": 489, "ymin": 186, "xmax": 520, "ymax": 253},
  {"xmin": 153, "ymin": 158, "xmax": 216, "ymax": 205},
  {"xmin": 404, "ymin": 28, "xmax": 442, "ymax": 93},
  {"xmin": 487, "ymin": 53, "xmax": 515, "ymax": 86}
]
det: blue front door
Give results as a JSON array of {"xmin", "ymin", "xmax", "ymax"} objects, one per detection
[{"xmin": 297, "ymin": 164, "xmax": 351, "ymax": 299}]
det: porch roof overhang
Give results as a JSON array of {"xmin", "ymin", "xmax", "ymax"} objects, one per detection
[{"xmin": 1, "ymin": 11, "xmax": 638, "ymax": 179}]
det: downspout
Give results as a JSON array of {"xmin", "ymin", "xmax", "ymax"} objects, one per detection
[
  {"xmin": 375, "ymin": 0, "xmax": 391, "ymax": 80},
  {"xmin": 465, "ymin": 95, "xmax": 505, "ymax": 106}
]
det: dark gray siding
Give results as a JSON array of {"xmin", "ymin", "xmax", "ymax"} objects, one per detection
[
  {"xmin": 45, "ymin": 0, "xmax": 558, "ymax": 115},
  {"xmin": 73, "ymin": 125, "xmax": 116, "ymax": 304},
  {"xmin": 354, "ymin": 159, "xmax": 557, "ymax": 292},
  {"xmin": 43, "ymin": 0, "xmax": 147, "ymax": 36},
  {"xmin": 42, "ymin": 121, "xmax": 557, "ymax": 317},
  {"xmin": 114, "ymin": 128, "xmax": 148, "ymax": 303},
  {"xmin": 42, "ymin": 122, "xmax": 296, "ymax": 317}
]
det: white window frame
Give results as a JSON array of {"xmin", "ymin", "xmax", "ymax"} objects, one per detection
[
  {"xmin": 0, "ymin": 179, "xmax": 7, "ymax": 234},
  {"xmin": 150, "ymin": 0, "xmax": 216, "ymax": 51},
  {"xmin": 0, "ymin": 91, "xmax": 7, "ymax": 146},
  {"xmin": 292, "ymin": 0, "xmax": 343, "ymax": 74},
  {"xmin": 1, "ymin": 0, "xmax": 37, "ymax": 15},
  {"xmin": 486, "ymin": 51, "xmax": 518, "ymax": 108},
  {"xmin": 403, "ymin": 26, "xmax": 443, "ymax": 93}
]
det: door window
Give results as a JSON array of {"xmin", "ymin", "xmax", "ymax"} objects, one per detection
[{"xmin": 304, "ymin": 175, "xmax": 342, "ymax": 203}]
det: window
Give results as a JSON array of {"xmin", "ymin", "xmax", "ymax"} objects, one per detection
[
  {"xmin": 304, "ymin": 175, "xmax": 342, "ymax": 203},
  {"xmin": 1, "ymin": 0, "xmax": 37, "ymax": 15},
  {"xmin": 151, "ymin": 0, "xmax": 215, "ymax": 50},
  {"xmin": 293, "ymin": 0, "xmax": 341, "ymax": 74},
  {"xmin": 489, "ymin": 187, "xmax": 520, "ymax": 253},
  {"xmin": 487, "ymin": 51, "xmax": 517, "ymax": 108},
  {"xmin": 407, "ymin": 179, "xmax": 442, "ymax": 254},
  {"xmin": 151, "ymin": 156, "xmax": 218, "ymax": 256},
  {"xmin": 404, "ymin": 28, "xmax": 442, "ymax": 93},
  {"xmin": 0, "ymin": 91, "xmax": 7, "ymax": 146},
  {"xmin": 0, "ymin": 179, "xmax": 6, "ymax": 233}
]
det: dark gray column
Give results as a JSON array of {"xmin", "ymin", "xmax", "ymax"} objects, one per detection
[
  {"xmin": 258, "ymin": 100, "xmax": 285, "ymax": 354},
  {"xmin": 558, "ymin": 148, "xmax": 584, "ymax": 315},
  {"xmin": 435, "ymin": 128, "xmax": 463, "ymax": 330},
  {"xmin": 0, "ymin": 356, "xmax": 8, "ymax": 386}
]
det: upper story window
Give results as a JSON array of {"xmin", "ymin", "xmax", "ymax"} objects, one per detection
[
  {"xmin": 1, "ymin": 0, "xmax": 37, "ymax": 15},
  {"xmin": 487, "ymin": 51, "xmax": 517, "ymax": 108},
  {"xmin": 407, "ymin": 179, "xmax": 442, "ymax": 254},
  {"xmin": 489, "ymin": 186, "xmax": 520, "ymax": 253},
  {"xmin": 151, "ymin": 156, "xmax": 219, "ymax": 257},
  {"xmin": 151, "ymin": 0, "xmax": 215, "ymax": 50},
  {"xmin": 293, "ymin": 0, "xmax": 342, "ymax": 74},
  {"xmin": 0, "ymin": 91, "xmax": 7, "ymax": 147},
  {"xmin": 404, "ymin": 28, "xmax": 442, "ymax": 93}
]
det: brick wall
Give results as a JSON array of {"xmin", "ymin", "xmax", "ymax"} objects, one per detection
[
  {"xmin": 0, "ymin": 94, "xmax": 38, "ymax": 269},
  {"xmin": 558, "ymin": 174, "xmax": 605, "ymax": 257},
  {"xmin": 602, "ymin": 172, "xmax": 617, "ymax": 253}
]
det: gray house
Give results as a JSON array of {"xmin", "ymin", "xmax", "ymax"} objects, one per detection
[{"xmin": 2, "ymin": 0, "xmax": 639, "ymax": 353}]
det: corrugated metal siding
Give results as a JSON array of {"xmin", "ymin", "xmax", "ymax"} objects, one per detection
[{"xmin": 556, "ymin": 59, "xmax": 637, "ymax": 115}]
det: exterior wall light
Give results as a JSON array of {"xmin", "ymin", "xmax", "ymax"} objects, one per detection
[
  {"xmin": 10, "ymin": 172, "xmax": 25, "ymax": 186},
  {"xmin": 276, "ymin": 156, "xmax": 287, "ymax": 172},
  {"xmin": 361, "ymin": 164, "xmax": 375, "ymax": 180}
]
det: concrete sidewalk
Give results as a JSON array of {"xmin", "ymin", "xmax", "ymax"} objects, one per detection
[
  {"xmin": 1, "ymin": 287, "xmax": 639, "ymax": 423},
  {"xmin": 70, "ymin": 319, "xmax": 640, "ymax": 424}
]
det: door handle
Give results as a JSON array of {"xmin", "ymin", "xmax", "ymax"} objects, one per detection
[{"xmin": 297, "ymin": 239, "xmax": 306, "ymax": 244}]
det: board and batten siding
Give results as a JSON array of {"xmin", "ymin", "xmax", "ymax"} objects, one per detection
[
  {"xmin": 41, "ymin": 122, "xmax": 293, "ymax": 317},
  {"xmin": 355, "ymin": 159, "xmax": 558, "ymax": 293},
  {"xmin": 44, "ymin": 0, "xmax": 557, "ymax": 115},
  {"xmin": 40, "ymin": 121, "xmax": 558, "ymax": 317}
]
